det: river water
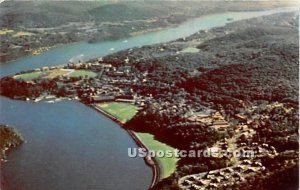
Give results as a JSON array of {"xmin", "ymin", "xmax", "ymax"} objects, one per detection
[
  {"xmin": 0, "ymin": 97, "xmax": 152, "ymax": 190},
  {"xmin": 0, "ymin": 7, "xmax": 297, "ymax": 190},
  {"xmin": 0, "ymin": 7, "xmax": 296, "ymax": 77}
]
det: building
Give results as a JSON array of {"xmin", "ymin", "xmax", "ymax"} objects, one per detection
[
  {"xmin": 116, "ymin": 95, "xmax": 135, "ymax": 103},
  {"xmin": 92, "ymin": 95, "xmax": 115, "ymax": 103}
]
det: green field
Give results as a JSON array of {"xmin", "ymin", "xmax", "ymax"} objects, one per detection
[
  {"xmin": 14, "ymin": 69, "xmax": 96, "ymax": 80},
  {"xmin": 14, "ymin": 71, "xmax": 43, "ymax": 80},
  {"xmin": 68, "ymin": 70, "xmax": 97, "ymax": 78},
  {"xmin": 96, "ymin": 102, "xmax": 178, "ymax": 179},
  {"xmin": 96, "ymin": 102, "xmax": 138, "ymax": 123},
  {"xmin": 97, "ymin": 102, "xmax": 178, "ymax": 179},
  {"xmin": 180, "ymin": 47, "xmax": 200, "ymax": 53},
  {"xmin": 135, "ymin": 133, "xmax": 178, "ymax": 179}
]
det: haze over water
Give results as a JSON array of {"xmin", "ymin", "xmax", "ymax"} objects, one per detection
[{"xmin": 0, "ymin": 7, "xmax": 296, "ymax": 77}]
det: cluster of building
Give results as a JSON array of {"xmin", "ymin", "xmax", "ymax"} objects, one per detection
[
  {"xmin": 30, "ymin": 60, "xmax": 206, "ymax": 118},
  {"xmin": 187, "ymin": 111, "xmax": 231, "ymax": 133},
  {"xmin": 178, "ymin": 115, "xmax": 279, "ymax": 190},
  {"xmin": 179, "ymin": 160, "xmax": 264, "ymax": 190},
  {"xmin": 178, "ymin": 139, "xmax": 276, "ymax": 190}
]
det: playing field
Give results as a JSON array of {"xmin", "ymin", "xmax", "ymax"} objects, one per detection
[
  {"xmin": 68, "ymin": 70, "xmax": 97, "ymax": 78},
  {"xmin": 135, "ymin": 133, "xmax": 178, "ymax": 179},
  {"xmin": 46, "ymin": 69, "xmax": 73, "ymax": 78},
  {"xmin": 14, "ymin": 71, "xmax": 43, "ymax": 80},
  {"xmin": 95, "ymin": 102, "xmax": 178, "ymax": 179},
  {"xmin": 96, "ymin": 102, "xmax": 138, "ymax": 123},
  {"xmin": 13, "ymin": 69, "xmax": 97, "ymax": 81}
]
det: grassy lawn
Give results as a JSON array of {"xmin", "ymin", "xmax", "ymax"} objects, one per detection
[
  {"xmin": 14, "ymin": 71, "xmax": 43, "ymax": 80},
  {"xmin": 96, "ymin": 102, "xmax": 138, "ymax": 123},
  {"xmin": 68, "ymin": 70, "xmax": 97, "ymax": 78},
  {"xmin": 46, "ymin": 69, "xmax": 71, "ymax": 79},
  {"xmin": 135, "ymin": 132, "xmax": 178, "ymax": 179},
  {"xmin": 180, "ymin": 47, "xmax": 200, "ymax": 53},
  {"xmin": 14, "ymin": 69, "xmax": 97, "ymax": 80},
  {"xmin": 95, "ymin": 102, "xmax": 178, "ymax": 179}
]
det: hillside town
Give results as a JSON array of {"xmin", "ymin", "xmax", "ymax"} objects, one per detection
[{"xmin": 0, "ymin": 9, "xmax": 298, "ymax": 190}]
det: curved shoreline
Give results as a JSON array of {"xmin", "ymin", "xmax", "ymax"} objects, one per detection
[{"xmin": 91, "ymin": 104, "xmax": 160, "ymax": 189}]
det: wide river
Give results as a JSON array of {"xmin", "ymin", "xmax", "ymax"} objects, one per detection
[{"xmin": 0, "ymin": 7, "xmax": 297, "ymax": 190}]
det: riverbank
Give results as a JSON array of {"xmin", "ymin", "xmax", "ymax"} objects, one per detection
[
  {"xmin": 91, "ymin": 103, "xmax": 161, "ymax": 188},
  {"xmin": 1, "ymin": 7, "xmax": 297, "ymax": 78},
  {"xmin": 1, "ymin": 1, "xmax": 298, "ymax": 63}
]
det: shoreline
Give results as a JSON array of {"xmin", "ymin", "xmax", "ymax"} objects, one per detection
[
  {"xmin": 91, "ymin": 104, "xmax": 161, "ymax": 189},
  {"xmin": 0, "ymin": 124, "xmax": 24, "ymax": 163},
  {"xmin": 1, "ymin": 6, "xmax": 295, "ymax": 65}
]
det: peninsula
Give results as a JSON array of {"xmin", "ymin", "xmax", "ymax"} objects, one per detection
[{"xmin": 0, "ymin": 124, "xmax": 23, "ymax": 162}]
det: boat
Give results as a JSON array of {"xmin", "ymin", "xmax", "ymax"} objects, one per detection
[
  {"xmin": 227, "ymin": 18, "xmax": 234, "ymax": 21},
  {"xmin": 34, "ymin": 97, "xmax": 42, "ymax": 102}
]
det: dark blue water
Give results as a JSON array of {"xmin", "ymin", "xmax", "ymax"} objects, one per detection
[
  {"xmin": 0, "ymin": 97, "xmax": 151, "ymax": 190},
  {"xmin": 0, "ymin": 7, "xmax": 297, "ymax": 190}
]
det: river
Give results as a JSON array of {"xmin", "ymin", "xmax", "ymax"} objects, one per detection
[
  {"xmin": 0, "ymin": 7, "xmax": 296, "ymax": 77},
  {"xmin": 0, "ymin": 7, "xmax": 297, "ymax": 190},
  {"xmin": 0, "ymin": 97, "xmax": 152, "ymax": 190}
]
